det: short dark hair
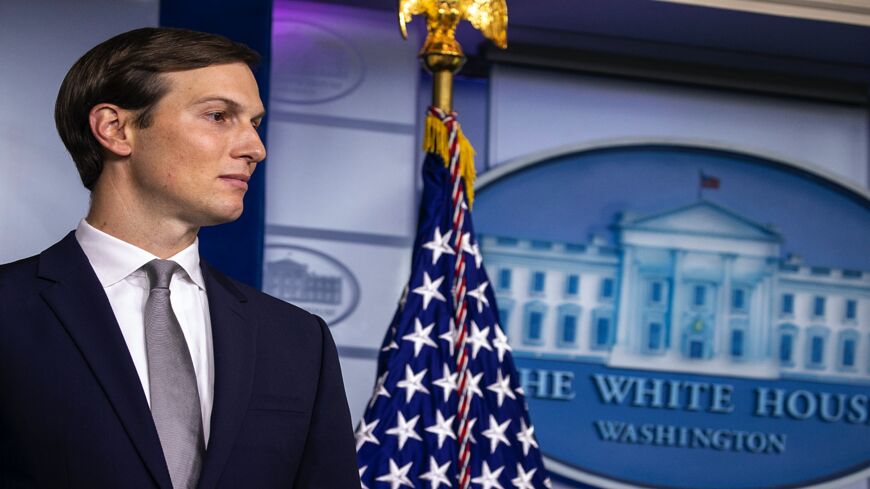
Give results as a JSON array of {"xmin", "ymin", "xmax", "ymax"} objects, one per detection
[{"xmin": 55, "ymin": 27, "xmax": 260, "ymax": 190}]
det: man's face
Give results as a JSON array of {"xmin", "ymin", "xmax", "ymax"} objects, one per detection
[{"xmin": 127, "ymin": 62, "xmax": 266, "ymax": 227}]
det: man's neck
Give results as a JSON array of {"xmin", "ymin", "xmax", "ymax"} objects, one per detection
[
  {"xmin": 85, "ymin": 213, "xmax": 198, "ymax": 259},
  {"xmin": 87, "ymin": 185, "xmax": 198, "ymax": 259}
]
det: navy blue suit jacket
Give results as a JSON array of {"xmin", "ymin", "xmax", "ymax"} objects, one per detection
[{"xmin": 0, "ymin": 232, "xmax": 360, "ymax": 488}]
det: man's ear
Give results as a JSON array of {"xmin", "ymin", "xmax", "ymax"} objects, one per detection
[{"xmin": 89, "ymin": 103, "xmax": 134, "ymax": 158}]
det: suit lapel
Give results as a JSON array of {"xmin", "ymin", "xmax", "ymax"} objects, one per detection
[
  {"xmin": 197, "ymin": 262, "xmax": 256, "ymax": 489},
  {"xmin": 37, "ymin": 233, "xmax": 173, "ymax": 489}
]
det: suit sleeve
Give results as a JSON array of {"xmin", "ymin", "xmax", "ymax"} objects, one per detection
[{"xmin": 293, "ymin": 316, "xmax": 361, "ymax": 489}]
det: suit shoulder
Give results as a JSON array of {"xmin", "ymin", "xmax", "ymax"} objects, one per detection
[
  {"xmin": 1, "ymin": 232, "xmax": 80, "ymax": 291},
  {"xmin": 208, "ymin": 267, "xmax": 325, "ymax": 329},
  {"xmin": 217, "ymin": 274, "xmax": 333, "ymax": 357},
  {"xmin": 0, "ymin": 254, "xmax": 40, "ymax": 288},
  {"xmin": 0, "ymin": 255, "xmax": 44, "ymax": 323}
]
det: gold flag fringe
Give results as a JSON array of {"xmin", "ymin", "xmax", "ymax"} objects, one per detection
[{"xmin": 424, "ymin": 112, "xmax": 477, "ymax": 208}]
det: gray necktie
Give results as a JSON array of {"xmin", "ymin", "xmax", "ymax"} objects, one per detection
[{"xmin": 144, "ymin": 259, "xmax": 204, "ymax": 489}]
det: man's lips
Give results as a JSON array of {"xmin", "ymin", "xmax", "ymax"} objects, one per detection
[{"xmin": 219, "ymin": 173, "xmax": 250, "ymax": 190}]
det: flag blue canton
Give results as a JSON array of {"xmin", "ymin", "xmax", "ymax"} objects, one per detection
[{"xmin": 356, "ymin": 150, "xmax": 551, "ymax": 489}]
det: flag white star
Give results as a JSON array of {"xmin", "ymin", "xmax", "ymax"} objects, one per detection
[
  {"xmin": 419, "ymin": 456, "xmax": 452, "ymax": 489},
  {"xmin": 432, "ymin": 364, "xmax": 458, "ymax": 400},
  {"xmin": 438, "ymin": 319, "xmax": 458, "ymax": 357},
  {"xmin": 424, "ymin": 410, "xmax": 456, "ymax": 449},
  {"xmin": 492, "ymin": 325, "xmax": 512, "ymax": 362},
  {"xmin": 375, "ymin": 459, "xmax": 414, "ymax": 489},
  {"xmin": 412, "ymin": 272, "xmax": 446, "ymax": 310},
  {"xmin": 459, "ymin": 231, "xmax": 472, "ymax": 254},
  {"xmin": 516, "ymin": 418, "xmax": 538, "ymax": 456},
  {"xmin": 544, "ymin": 477, "xmax": 553, "ymax": 488},
  {"xmin": 467, "ymin": 281, "xmax": 490, "ymax": 313},
  {"xmin": 354, "ymin": 418, "xmax": 379, "ymax": 450},
  {"xmin": 359, "ymin": 465, "xmax": 369, "ymax": 489},
  {"xmin": 402, "ymin": 318, "xmax": 437, "ymax": 357},
  {"xmin": 455, "ymin": 416, "xmax": 478, "ymax": 445},
  {"xmin": 461, "ymin": 232, "xmax": 483, "ymax": 269},
  {"xmin": 471, "ymin": 461, "xmax": 505, "ymax": 489},
  {"xmin": 381, "ymin": 326, "xmax": 399, "ymax": 352},
  {"xmin": 385, "ymin": 411, "xmax": 422, "ymax": 450},
  {"xmin": 368, "ymin": 372, "xmax": 390, "ymax": 408},
  {"xmin": 467, "ymin": 417, "xmax": 478, "ymax": 444},
  {"xmin": 511, "ymin": 464, "xmax": 537, "ymax": 489},
  {"xmin": 396, "ymin": 364, "xmax": 430, "ymax": 403},
  {"xmin": 486, "ymin": 369, "xmax": 516, "ymax": 407},
  {"xmin": 466, "ymin": 370, "xmax": 485, "ymax": 399},
  {"xmin": 423, "ymin": 227, "xmax": 455, "ymax": 265},
  {"xmin": 470, "ymin": 242, "xmax": 483, "ymax": 269},
  {"xmin": 481, "ymin": 415, "xmax": 511, "ymax": 453},
  {"xmin": 466, "ymin": 321, "xmax": 492, "ymax": 359}
]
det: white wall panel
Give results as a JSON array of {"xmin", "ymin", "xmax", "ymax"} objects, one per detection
[
  {"xmin": 271, "ymin": 1, "xmax": 420, "ymax": 125},
  {"xmin": 264, "ymin": 3, "xmax": 422, "ymax": 421},
  {"xmin": 488, "ymin": 65, "xmax": 869, "ymax": 188},
  {"xmin": 0, "ymin": 0, "xmax": 159, "ymax": 263},
  {"xmin": 266, "ymin": 120, "xmax": 417, "ymax": 236}
]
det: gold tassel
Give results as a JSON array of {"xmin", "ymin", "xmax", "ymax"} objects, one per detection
[
  {"xmin": 459, "ymin": 134, "xmax": 476, "ymax": 207},
  {"xmin": 423, "ymin": 113, "xmax": 477, "ymax": 208}
]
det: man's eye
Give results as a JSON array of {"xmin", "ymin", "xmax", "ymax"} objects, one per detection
[{"xmin": 208, "ymin": 112, "xmax": 226, "ymax": 122}]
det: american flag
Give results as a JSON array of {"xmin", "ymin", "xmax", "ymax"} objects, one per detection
[
  {"xmin": 700, "ymin": 172, "xmax": 720, "ymax": 189},
  {"xmin": 356, "ymin": 108, "xmax": 550, "ymax": 489}
]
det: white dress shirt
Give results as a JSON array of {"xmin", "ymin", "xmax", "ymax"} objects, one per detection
[{"xmin": 75, "ymin": 219, "xmax": 214, "ymax": 444}]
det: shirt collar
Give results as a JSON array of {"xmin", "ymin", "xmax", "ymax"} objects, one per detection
[{"xmin": 75, "ymin": 219, "xmax": 206, "ymax": 290}]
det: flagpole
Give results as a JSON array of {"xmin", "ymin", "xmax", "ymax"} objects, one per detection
[
  {"xmin": 427, "ymin": 56, "xmax": 463, "ymax": 112},
  {"xmin": 356, "ymin": 4, "xmax": 550, "ymax": 488},
  {"xmin": 398, "ymin": 0, "xmax": 508, "ymax": 112}
]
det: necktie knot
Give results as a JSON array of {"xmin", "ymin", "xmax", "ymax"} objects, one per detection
[{"xmin": 144, "ymin": 259, "xmax": 179, "ymax": 290}]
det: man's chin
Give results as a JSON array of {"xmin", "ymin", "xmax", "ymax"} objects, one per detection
[{"xmin": 199, "ymin": 206, "xmax": 245, "ymax": 227}]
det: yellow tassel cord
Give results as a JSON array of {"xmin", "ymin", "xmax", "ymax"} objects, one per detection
[{"xmin": 424, "ymin": 112, "xmax": 477, "ymax": 208}]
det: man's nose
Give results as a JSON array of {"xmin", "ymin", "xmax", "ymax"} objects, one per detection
[{"xmin": 233, "ymin": 126, "xmax": 266, "ymax": 163}]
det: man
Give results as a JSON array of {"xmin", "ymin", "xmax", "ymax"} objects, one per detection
[{"xmin": 0, "ymin": 28, "xmax": 360, "ymax": 488}]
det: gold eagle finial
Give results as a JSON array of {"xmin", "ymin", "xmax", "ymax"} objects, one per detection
[{"xmin": 398, "ymin": 0, "xmax": 508, "ymax": 58}]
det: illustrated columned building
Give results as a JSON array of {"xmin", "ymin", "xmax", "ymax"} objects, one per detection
[
  {"xmin": 263, "ymin": 258, "xmax": 343, "ymax": 305},
  {"xmin": 481, "ymin": 201, "xmax": 870, "ymax": 382}
]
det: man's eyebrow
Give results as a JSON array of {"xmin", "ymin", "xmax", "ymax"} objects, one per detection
[{"xmin": 193, "ymin": 97, "xmax": 266, "ymax": 120}]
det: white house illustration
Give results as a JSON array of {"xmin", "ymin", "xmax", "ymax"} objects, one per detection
[{"xmin": 480, "ymin": 201, "xmax": 870, "ymax": 383}]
